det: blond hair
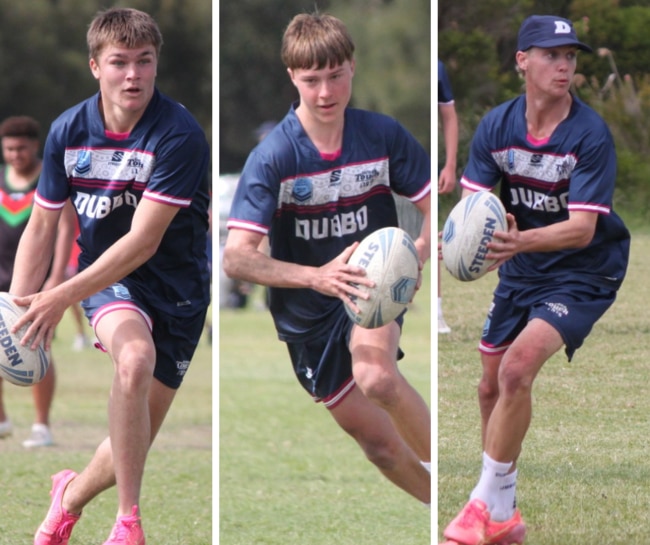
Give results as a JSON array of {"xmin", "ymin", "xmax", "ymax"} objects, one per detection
[
  {"xmin": 87, "ymin": 7, "xmax": 163, "ymax": 60},
  {"xmin": 281, "ymin": 12, "xmax": 355, "ymax": 70}
]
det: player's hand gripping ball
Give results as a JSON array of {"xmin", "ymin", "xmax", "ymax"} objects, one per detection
[
  {"xmin": 442, "ymin": 191, "xmax": 507, "ymax": 281},
  {"xmin": 345, "ymin": 227, "xmax": 419, "ymax": 329},
  {"xmin": 0, "ymin": 293, "xmax": 50, "ymax": 386}
]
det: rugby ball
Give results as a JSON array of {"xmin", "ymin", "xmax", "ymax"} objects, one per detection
[
  {"xmin": 345, "ymin": 227, "xmax": 419, "ymax": 329},
  {"xmin": 0, "ymin": 293, "xmax": 50, "ymax": 386},
  {"xmin": 441, "ymin": 191, "xmax": 507, "ymax": 281}
]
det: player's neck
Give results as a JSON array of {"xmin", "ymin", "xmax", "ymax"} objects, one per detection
[
  {"xmin": 98, "ymin": 96, "xmax": 146, "ymax": 135},
  {"xmin": 524, "ymin": 92, "xmax": 572, "ymax": 140},
  {"xmin": 295, "ymin": 107, "xmax": 344, "ymax": 154},
  {"xmin": 6, "ymin": 161, "xmax": 41, "ymax": 191}
]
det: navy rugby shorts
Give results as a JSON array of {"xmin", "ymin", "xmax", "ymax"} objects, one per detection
[
  {"xmin": 286, "ymin": 306, "xmax": 404, "ymax": 409},
  {"xmin": 82, "ymin": 281, "xmax": 207, "ymax": 389},
  {"xmin": 480, "ymin": 280, "xmax": 617, "ymax": 361}
]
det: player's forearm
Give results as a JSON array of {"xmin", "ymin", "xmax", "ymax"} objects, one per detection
[
  {"xmin": 57, "ymin": 232, "xmax": 158, "ymax": 305},
  {"xmin": 443, "ymin": 128, "xmax": 458, "ymax": 172},
  {"xmin": 223, "ymin": 246, "xmax": 315, "ymax": 290},
  {"xmin": 47, "ymin": 205, "xmax": 76, "ymax": 286},
  {"xmin": 517, "ymin": 218, "xmax": 595, "ymax": 253},
  {"xmin": 10, "ymin": 219, "xmax": 57, "ymax": 296},
  {"xmin": 440, "ymin": 105, "xmax": 458, "ymax": 170},
  {"xmin": 414, "ymin": 194, "xmax": 431, "ymax": 264}
]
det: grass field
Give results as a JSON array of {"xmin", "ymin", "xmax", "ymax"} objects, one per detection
[
  {"xmin": 438, "ymin": 231, "xmax": 650, "ymax": 544},
  {"xmin": 0, "ymin": 309, "xmax": 212, "ymax": 545},
  {"xmin": 219, "ymin": 266, "xmax": 432, "ymax": 545}
]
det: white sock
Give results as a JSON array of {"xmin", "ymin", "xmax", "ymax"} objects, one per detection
[
  {"xmin": 491, "ymin": 469, "xmax": 517, "ymax": 522},
  {"xmin": 470, "ymin": 452, "xmax": 513, "ymax": 512},
  {"xmin": 438, "ymin": 297, "xmax": 444, "ymax": 317}
]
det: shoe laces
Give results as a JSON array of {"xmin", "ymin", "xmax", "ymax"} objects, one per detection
[
  {"xmin": 41, "ymin": 516, "xmax": 76, "ymax": 544},
  {"xmin": 108, "ymin": 511, "xmax": 143, "ymax": 544}
]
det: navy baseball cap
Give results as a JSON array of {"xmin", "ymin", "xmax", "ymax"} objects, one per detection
[{"xmin": 518, "ymin": 15, "xmax": 592, "ymax": 53}]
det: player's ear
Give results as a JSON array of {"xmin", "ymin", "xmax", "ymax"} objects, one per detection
[
  {"xmin": 89, "ymin": 58, "xmax": 101, "ymax": 80},
  {"xmin": 515, "ymin": 50, "xmax": 528, "ymax": 72},
  {"xmin": 287, "ymin": 68, "xmax": 296, "ymax": 86}
]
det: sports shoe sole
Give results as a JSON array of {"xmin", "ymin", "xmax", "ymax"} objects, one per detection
[{"xmin": 486, "ymin": 523, "xmax": 526, "ymax": 545}]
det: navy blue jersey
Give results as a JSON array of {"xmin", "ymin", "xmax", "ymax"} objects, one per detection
[
  {"xmin": 438, "ymin": 60, "xmax": 454, "ymax": 105},
  {"xmin": 228, "ymin": 104, "xmax": 431, "ymax": 341},
  {"xmin": 460, "ymin": 94, "xmax": 630, "ymax": 289},
  {"xmin": 36, "ymin": 89, "xmax": 211, "ymax": 316}
]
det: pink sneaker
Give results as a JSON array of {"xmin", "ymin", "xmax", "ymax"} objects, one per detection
[
  {"xmin": 103, "ymin": 506, "xmax": 145, "ymax": 545},
  {"xmin": 485, "ymin": 509, "xmax": 526, "ymax": 545},
  {"xmin": 34, "ymin": 470, "xmax": 81, "ymax": 545},
  {"xmin": 441, "ymin": 499, "xmax": 489, "ymax": 545}
]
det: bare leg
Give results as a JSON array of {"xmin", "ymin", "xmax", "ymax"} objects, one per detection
[
  {"xmin": 69, "ymin": 303, "xmax": 86, "ymax": 337},
  {"xmin": 0, "ymin": 378, "xmax": 11, "ymax": 437},
  {"xmin": 438, "ymin": 261, "xmax": 451, "ymax": 333},
  {"xmin": 350, "ymin": 321, "xmax": 431, "ymax": 462},
  {"xmin": 60, "ymin": 309, "xmax": 176, "ymax": 518},
  {"xmin": 0, "ymin": 378, "xmax": 6, "ymax": 423},
  {"xmin": 62, "ymin": 378, "xmax": 176, "ymax": 515},
  {"xmin": 32, "ymin": 360, "xmax": 55, "ymax": 425},
  {"xmin": 483, "ymin": 319, "xmax": 564, "ymax": 463},
  {"xmin": 330, "ymin": 386, "xmax": 430, "ymax": 503}
]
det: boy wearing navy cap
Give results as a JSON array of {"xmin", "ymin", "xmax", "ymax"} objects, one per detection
[
  {"xmin": 439, "ymin": 14, "xmax": 630, "ymax": 545},
  {"xmin": 517, "ymin": 14, "xmax": 592, "ymax": 52}
]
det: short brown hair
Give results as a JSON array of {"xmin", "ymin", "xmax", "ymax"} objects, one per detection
[
  {"xmin": 87, "ymin": 7, "xmax": 163, "ymax": 61},
  {"xmin": 281, "ymin": 12, "xmax": 355, "ymax": 70},
  {"xmin": 0, "ymin": 116, "xmax": 40, "ymax": 140}
]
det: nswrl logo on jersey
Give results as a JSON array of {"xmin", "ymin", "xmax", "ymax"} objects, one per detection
[
  {"xmin": 74, "ymin": 150, "xmax": 92, "ymax": 175},
  {"xmin": 292, "ymin": 178, "xmax": 312, "ymax": 202}
]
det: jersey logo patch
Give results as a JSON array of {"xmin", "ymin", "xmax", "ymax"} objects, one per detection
[
  {"xmin": 74, "ymin": 150, "xmax": 92, "ymax": 175},
  {"xmin": 329, "ymin": 169, "xmax": 342, "ymax": 186},
  {"xmin": 292, "ymin": 178, "xmax": 312, "ymax": 202},
  {"xmin": 355, "ymin": 168, "xmax": 380, "ymax": 185}
]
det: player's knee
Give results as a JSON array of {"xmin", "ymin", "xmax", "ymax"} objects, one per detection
[
  {"xmin": 356, "ymin": 369, "xmax": 400, "ymax": 409},
  {"xmin": 498, "ymin": 363, "xmax": 534, "ymax": 399},
  {"xmin": 113, "ymin": 346, "xmax": 155, "ymax": 391},
  {"xmin": 477, "ymin": 374, "xmax": 499, "ymax": 406}
]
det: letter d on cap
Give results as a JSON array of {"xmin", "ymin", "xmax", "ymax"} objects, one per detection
[{"xmin": 554, "ymin": 20, "xmax": 571, "ymax": 34}]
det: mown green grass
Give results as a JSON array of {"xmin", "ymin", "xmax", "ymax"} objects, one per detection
[
  {"xmin": 0, "ymin": 310, "xmax": 212, "ymax": 545},
  {"xmin": 219, "ymin": 267, "xmax": 432, "ymax": 545},
  {"xmin": 438, "ymin": 231, "xmax": 650, "ymax": 544}
]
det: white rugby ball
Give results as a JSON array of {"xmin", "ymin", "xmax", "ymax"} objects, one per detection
[
  {"xmin": 345, "ymin": 227, "xmax": 419, "ymax": 329},
  {"xmin": 441, "ymin": 191, "xmax": 507, "ymax": 281},
  {"xmin": 0, "ymin": 293, "xmax": 50, "ymax": 386}
]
